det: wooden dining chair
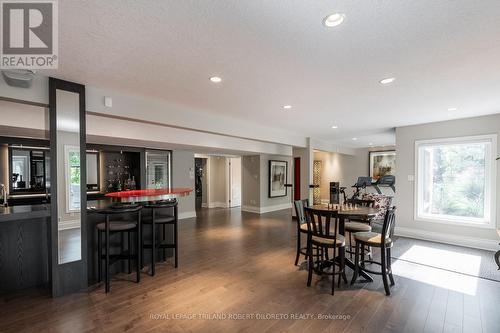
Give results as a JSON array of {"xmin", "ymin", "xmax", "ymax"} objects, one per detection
[
  {"xmin": 304, "ymin": 207, "xmax": 346, "ymax": 295},
  {"xmin": 293, "ymin": 199, "xmax": 310, "ymax": 265},
  {"xmin": 344, "ymin": 198, "xmax": 375, "ymax": 259},
  {"xmin": 351, "ymin": 206, "xmax": 397, "ymax": 295}
]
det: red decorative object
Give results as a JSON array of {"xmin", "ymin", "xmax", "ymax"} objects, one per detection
[{"xmin": 105, "ymin": 188, "xmax": 193, "ymax": 202}]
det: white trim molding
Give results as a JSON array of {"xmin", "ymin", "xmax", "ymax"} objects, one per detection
[
  {"xmin": 395, "ymin": 226, "xmax": 499, "ymax": 251},
  {"xmin": 241, "ymin": 203, "xmax": 292, "ymax": 214},
  {"xmin": 208, "ymin": 202, "xmax": 228, "ymax": 209},
  {"xmin": 58, "ymin": 219, "xmax": 80, "ymax": 231},
  {"xmin": 414, "ymin": 134, "xmax": 497, "ymax": 229},
  {"xmin": 178, "ymin": 211, "xmax": 197, "ymax": 220}
]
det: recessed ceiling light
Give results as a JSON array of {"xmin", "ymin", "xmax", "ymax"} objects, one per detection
[
  {"xmin": 283, "ymin": 105, "xmax": 292, "ymax": 109},
  {"xmin": 379, "ymin": 77, "xmax": 396, "ymax": 85},
  {"xmin": 209, "ymin": 76, "xmax": 222, "ymax": 83},
  {"xmin": 323, "ymin": 13, "xmax": 345, "ymax": 27},
  {"xmin": 368, "ymin": 142, "xmax": 373, "ymax": 145},
  {"xmin": 331, "ymin": 125, "xmax": 338, "ymax": 129},
  {"xmin": 352, "ymin": 137, "xmax": 358, "ymax": 141},
  {"xmin": 447, "ymin": 107, "xmax": 458, "ymax": 111}
]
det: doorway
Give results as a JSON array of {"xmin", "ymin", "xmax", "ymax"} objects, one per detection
[{"xmin": 194, "ymin": 155, "xmax": 241, "ymax": 210}]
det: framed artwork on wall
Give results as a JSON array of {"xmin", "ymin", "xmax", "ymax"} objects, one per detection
[
  {"xmin": 269, "ymin": 160, "xmax": 288, "ymax": 198},
  {"xmin": 369, "ymin": 151, "xmax": 396, "ymax": 180}
]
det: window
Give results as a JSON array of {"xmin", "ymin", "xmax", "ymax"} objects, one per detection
[
  {"xmin": 65, "ymin": 145, "xmax": 81, "ymax": 212},
  {"xmin": 415, "ymin": 135, "xmax": 496, "ymax": 227}
]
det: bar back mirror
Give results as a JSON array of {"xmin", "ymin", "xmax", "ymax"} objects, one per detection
[{"xmin": 49, "ymin": 78, "xmax": 87, "ymax": 298}]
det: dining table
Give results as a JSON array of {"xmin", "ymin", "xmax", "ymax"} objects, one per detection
[{"xmin": 310, "ymin": 204, "xmax": 380, "ymax": 282}]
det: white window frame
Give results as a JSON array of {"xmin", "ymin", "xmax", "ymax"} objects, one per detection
[
  {"xmin": 414, "ymin": 134, "xmax": 497, "ymax": 229},
  {"xmin": 65, "ymin": 145, "xmax": 81, "ymax": 213}
]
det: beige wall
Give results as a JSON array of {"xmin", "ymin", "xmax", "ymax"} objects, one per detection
[
  {"xmin": 172, "ymin": 150, "xmax": 196, "ymax": 218},
  {"xmin": 396, "ymin": 113, "xmax": 500, "ymax": 250},
  {"xmin": 208, "ymin": 156, "xmax": 228, "ymax": 206},
  {"xmin": 259, "ymin": 154, "xmax": 292, "ymax": 208},
  {"xmin": 242, "ymin": 155, "xmax": 260, "ymax": 207}
]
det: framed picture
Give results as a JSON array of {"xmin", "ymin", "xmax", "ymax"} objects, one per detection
[
  {"xmin": 369, "ymin": 151, "xmax": 396, "ymax": 180},
  {"xmin": 269, "ymin": 160, "xmax": 288, "ymax": 198}
]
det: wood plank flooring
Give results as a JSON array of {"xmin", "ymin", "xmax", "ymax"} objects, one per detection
[{"xmin": 1, "ymin": 207, "xmax": 499, "ymax": 333}]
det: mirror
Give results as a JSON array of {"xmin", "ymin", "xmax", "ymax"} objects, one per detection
[
  {"xmin": 10, "ymin": 147, "xmax": 48, "ymax": 193},
  {"xmin": 86, "ymin": 152, "xmax": 99, "ymax": 191},
  {"xmin": 56, "ymin": 89, "xmax": 82, "ymax": 264},
  {"xmin": 146, "ymin": 150, "xmax": 171, "ymax": 189}
]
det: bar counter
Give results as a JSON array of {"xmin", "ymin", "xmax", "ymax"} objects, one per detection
[{"xmin": 0, "ymin": 204, "xmax": 51, "ymax": 223}]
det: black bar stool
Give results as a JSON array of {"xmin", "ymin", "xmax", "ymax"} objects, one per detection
[
  {"xmin": 96, "ymin": 204, "xmax": 142, "ymax": 293},
  {"xmin": 142, "ymin": 199, "xmax": 178, "ymax": 275}
]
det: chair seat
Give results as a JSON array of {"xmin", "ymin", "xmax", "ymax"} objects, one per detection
[
  {"xmin": 312, "ymin": 234, "xmax": 345, "ymax": 247},
  {"xmin": 143, "ymin": 214, "xmax": 175, "ymax": 224},
  {"xmin": 345, "ymin": 222, "xmax": 372, "ymax": 232},
  {"xmin": 96, "ymin": 221, "xmax": 137, "ymax": 231},
  {"xmin": 354, "ymin": 231, "xmax": 392, "ymax": 246}
]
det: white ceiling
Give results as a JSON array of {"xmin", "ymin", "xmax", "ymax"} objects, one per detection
[{"xmin": 45, "ymin": 0, "xmax": 500, "ymax": 148}]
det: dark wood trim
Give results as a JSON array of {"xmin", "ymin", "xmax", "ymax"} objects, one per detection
[
  {"xmin": 86, "ymin": 111, "xmax": 293, "ymax": 147},
  {"xmin": 0, "ymin": 96, "xmax": 49, "ymax": 108},
  {"xmin": 49, "ymin": 77, "xmax": 88, "ymax": 297}
]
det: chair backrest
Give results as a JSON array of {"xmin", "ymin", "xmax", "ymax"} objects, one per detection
[
  {"xmin": 362, "ymin": 193, "xmax": 393, "ymax": 220},
  {"xmin": 98, "ymin": 205, "xmax": 143, "ymax": 215},
  {"xmin": 304, "ymin": 207, "xmax": 339, "ymax": 242},
  {"xmin": 293, "ymin": 199, "xmax": 309, "ymax": 226},
  {"xmin": 381, "ymin": 206, "xmax": 396, "ymax": 244},
  {"xmin": 345, "ymin": 198, "xmax": 375, "ymax": 207},
  {"xmin": 145, "ymin": 198, "xmax": 178, "ymax": 209}
]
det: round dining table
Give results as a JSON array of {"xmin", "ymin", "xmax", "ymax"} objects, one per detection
[{"xmin": 310, "ymin": 204, "xmax": 380, "ymax": 282}]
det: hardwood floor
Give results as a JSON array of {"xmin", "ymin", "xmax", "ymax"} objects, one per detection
[{"xmin": 1, "ymin": 207, "xmax": 499, "ymax": 333}]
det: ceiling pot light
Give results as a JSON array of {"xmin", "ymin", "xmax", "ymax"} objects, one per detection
[
  {"xmin": 283, "ymin": 105, "xmax": 292, "ymax": 109},
  {"xmin": 352, "ymin": 137, "xmax": 358, "ymax": 141},
  {"xmin": 209, "ymin": 76, "xmax": 222, "ymax": 83},
  {"xmin": 331, "ymin": 125, "xmax": 338, "ymax": 129},
  {"xmin": 368, "ymin": 142, "xmax": 373, "ymax": 146},
  {"xmin": 379, "ymin": 77, "xmax": 396, "ymax": 85},
  {"xmin": 447, "ymin": 107, "xmax": 458, "ymax": 111},
  {"xmin": 323, "ymin": 13, "xmax": 345, "ymax": 27}
]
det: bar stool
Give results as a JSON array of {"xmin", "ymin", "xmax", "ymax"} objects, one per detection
[
  {"xmin": 96, "ymin": 204, "xmax": 142, "ymax": 293},
  {"xmin": 293, "ymin": 199, "xmax": 310, "ymax": 266},
  {"xmin": 142, "ymin": 199, "xmax": 178, "ymax": 275},
  {"xmin": 351, "ymin": 206, "xmax": 397, "ymax": 295},
  {"xmin": 304, "ymin": 207, "xmax": 347, "ymax": 295}
]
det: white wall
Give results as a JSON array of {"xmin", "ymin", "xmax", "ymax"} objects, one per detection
[{"xmin": 396, "ymin": 113, "xmax": 500, "ymax": 250}]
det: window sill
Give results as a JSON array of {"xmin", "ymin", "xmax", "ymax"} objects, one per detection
[{"xmin": 415, "ymin": 215, "xmax": 496, "ymax": 230}]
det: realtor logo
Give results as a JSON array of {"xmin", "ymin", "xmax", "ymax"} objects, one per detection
[{"xmin": 1, "ymin": 0, "xmax": 58, "ymax": 69}]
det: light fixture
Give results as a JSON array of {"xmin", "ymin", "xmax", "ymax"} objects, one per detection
[
  {"xmin": 368, "ymin": 142, "xmax": 373, "ymax": 146},
  {"xmin": 447, "ymin": 107, "xmax": 458, "ymax": 111},
  {"xmin": 352, "ymin": 137, "xmax": 358, "ymax": 141},
  {"xmin": 331, "ymin": 125, "xmax": 338, "ymax": 129},
  {"xmin": 379, "ymin": 77, "xmax": 396, "ymax": 85},
  {"xmin": 323, "ymin": 13, "xmax": 345, "ymax": 27},
  {"xmin": 283, "ymin": 105, "xmax": 292, "ymax": 110},
  {"xmin": 209, "ymin": 76, "xmax": 222, "ymax": 83}
]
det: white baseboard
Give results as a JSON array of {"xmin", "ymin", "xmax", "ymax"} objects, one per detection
[
  {"xmin": 395, "ymin": 226, "xmax": 499, "ymax": 251},
  {"xmin": 179, "ymin": 211, "xmax": 197, "ymax": 220},
  {"xmin": 201, "ymin": 203, "xmax": 208, "ymax": 208},
  {"xmin": 58, "ymin": 219, "xmax": 80, "ymax": 231},
  {"xmin": 208, "ymin": 202, "xmax": 228, "ymax": 208},
  {"xmin": 241, "ymin": 203, "xmax": 292, "ymax": 214}
]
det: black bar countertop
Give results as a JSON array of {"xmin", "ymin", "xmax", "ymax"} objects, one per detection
[{"xmin": 0, "ymin": 204, "xmax": 51, "ymax": 222}]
